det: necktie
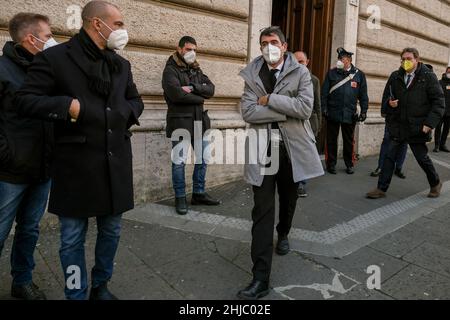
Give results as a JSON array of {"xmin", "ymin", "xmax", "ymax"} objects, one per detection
[
  {"xmin": 406, "ymin": 74, "xmax": 412, "ymax": 88},
  {"xmin": 269, "ymin": 69, "xmax": 280, "ymax": 131},
  {"xmin": 269, "ymin": 69, "xmax": 278, "ymax": 93}
]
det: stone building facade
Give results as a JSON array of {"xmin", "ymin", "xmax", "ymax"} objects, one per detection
[
  {"xmin": 0, "ymin": 0, "xmax": 449, "ymax": 203},
  {"xmin": 352, "ymin": 0, "xmax": 450, "ymax": 156}
]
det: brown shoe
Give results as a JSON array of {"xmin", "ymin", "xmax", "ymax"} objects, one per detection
[
  {"xmin": 428, "ymin": 182, "xmax": 443, "ymax": 198},
  {"xmin": 366, "ymin": 189, "xmax": 386, "ymax": 199}
]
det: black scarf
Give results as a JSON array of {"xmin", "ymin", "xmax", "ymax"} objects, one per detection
[
  {"xmin": 77, "ymin": 28, "xmax": 122, "ymax": 97},
  {"xmin": 3, "ymin": 41, "xmax": 34, "ymax": 70}
]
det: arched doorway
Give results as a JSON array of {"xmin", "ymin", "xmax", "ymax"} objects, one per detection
[{"xmin": 272, "ymin": 0, "xmax": 335, "ymax": 153}]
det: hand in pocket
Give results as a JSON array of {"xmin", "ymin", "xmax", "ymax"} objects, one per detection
[{"xmin": 422, "ymin": 125, "xmax": 432, "ymax": 134}]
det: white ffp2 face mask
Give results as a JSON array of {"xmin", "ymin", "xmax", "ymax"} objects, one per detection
[
  {"xmin": 32, "ymin": 35, "xmax": 59, "ymax": 52},
  {"xmin": 183, "ymin": 51, "xmax": 196, "ymax": 65},
  {"xmin": 98, "ymin": 19, "xmax": 129, "ymax": 51},
  {"xmin": 262, "ymin": 44, "xmax": 282, "ymax": 65},
  {"xmin": 336, "ymin": 60, "xmax": 345, "ymax": 69}
]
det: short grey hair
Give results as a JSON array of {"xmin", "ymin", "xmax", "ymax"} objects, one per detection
[
  {"xmin": 259, "ymin": 26, "xmax": 286, "ymax": 44},
  {"xmin": 8, "ymin": 12, "xmax": 50, "ymax": 43}
]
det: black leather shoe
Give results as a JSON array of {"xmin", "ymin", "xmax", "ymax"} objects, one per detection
[
  {"xmin": 237, "ymin": 280, "xmax": 270, "ymax": 300},
  {"xmin": 327, "ymin": 166, "xmax": 337, "ymax": 175},
  {"xmin": 370, "ymin": 168, "xmax": 381, "ymax": 177},
  {"xmin": 175, "ymin": 197, "xmax": 188, "ymax": 215},
  {"xmin": 89, "ymin": 283, "xmax": 118, "ymax": 300},
  {"xmin": 433, "ymin": 147, "xmax": 440, "ymax": 153},
  {"xmin": 191, "ymin": 193, "xmax": 221, "ymax": 206},
  {"xmin": 440, "ymin": 145, "xmax": 450, "ymax": 153},
  {"xmin": 346, "ymin": 167, "xmax": 355, "ymax": 175},
  {"xmin": 275, "ymin": 236, "xmax": 290, "ymax": 256},
  {"xmin": 11, "ymin": 282, "xmax": 46, "ymax": 300},
  {"xmin": 394, "ymin": 169, "xmax": 406, "ymax": 179}
]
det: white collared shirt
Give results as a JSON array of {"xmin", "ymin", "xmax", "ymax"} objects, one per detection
[
  {"xmin": 404, "ymin": 70, "xmax": 416, "ymax": 88},
  {"xmin": 268, "ymin": 60, "xmax": 285, "ymax": 79}
]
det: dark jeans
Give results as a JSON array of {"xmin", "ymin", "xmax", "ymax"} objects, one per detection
[
  {"xmin": 435, "ymin": 116, "xmax": 450, "ymax": 148},
  {"xmin": 326, "ymin": 120, "xmax": 356, "ymax": 168},
  {"xmin": 171, "ymin": 140, "xmax": 208, "ymax": 198},
  {"xmin": 251, "ymin": 143, "xmax": 299, "ymax": 282},
  {"xmin": 59, "ymin": 214, "xmax": 122, "ymax": 300},
  {"xmin": 0, "ymin": 180, "xmax": 51, "ymax": 286},
  {"xmin": 378, "ymin": 141, "xmax": 440, "ymax": 192},
  {"xmin": 377, "ymin": 126, "xmax": 408, "ymax": 170}
]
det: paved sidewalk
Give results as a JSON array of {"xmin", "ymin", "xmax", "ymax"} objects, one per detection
[{"xmin": 1, "ymin": 148, "xmax": 450, "ymax": 300}]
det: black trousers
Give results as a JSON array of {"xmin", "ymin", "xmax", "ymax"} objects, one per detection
[
  {"xmin": 378, "ymin": 141, "xmax": 440, "ymax": 192},
  {"xmin": 251, "ymin": 143, "xmax": 299, "ymax": 282},
  {"xmin": 326, "ymin": 120, "xmax": 356, "ymax": 169},
  {"xmin": 435, "ymin": 116, "xmax": 450, "ymax": 148}
]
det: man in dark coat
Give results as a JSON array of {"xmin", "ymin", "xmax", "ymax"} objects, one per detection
[
  {"xmin": 0, "ymin": 12, "xmax": 56, "ymax": 300},
  {"xmin": 162, "ymin": 36, "xmax": 220, "ymax": 215},
  {"xmin": 370, "ymin": 74, "xmax": 409, "ymax": 180},
  {"xmin": 294, "ymin": 51, "xmax": 321, "ymax": 197},
  {"xmin": 294, "ymin": 51, "xmax": 322, "ymax": 136},
  {"xmin": 434, "ymin": 66, "xmax": 450, "ymax": 152},
  {"xmin": 322, "ymin": 47, "xmax": 369, "ymax": 175},
  {"xmin": 367, "ymin": 48, "xmax": 445, "ymax": 200},
  {"xmin": 15, "ymin": 1, "xmax": 144, "ymax": 300}
]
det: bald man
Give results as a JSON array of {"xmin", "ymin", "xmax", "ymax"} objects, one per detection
[
  {"xmin": 16, "ymin": 1, "xmax": 144, "ymax": 300},
  {"xmin": 294, "ymin": 52, "xmax": 321, "ymax": 136},
  {"xmin": 294, "ymin": 51, "xmax": 321, "ymax": 197}
]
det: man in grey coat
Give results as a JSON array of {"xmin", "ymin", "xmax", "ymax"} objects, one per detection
[{"xmin": 237, "ymin": 27, "xmax": 324, "ymax": 300}]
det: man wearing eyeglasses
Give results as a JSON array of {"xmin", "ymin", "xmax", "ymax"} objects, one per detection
[
  {"xmin": 367, "ymin": 48, "xmax": 445, "ymax": 200},
  {"xmin": 237, "ymin": 26, "xmax": 323, "ymax": 300}
]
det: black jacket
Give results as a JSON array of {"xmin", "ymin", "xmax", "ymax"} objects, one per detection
[
  {"xmin": 310, "ymin": 73, "xmax": 322, "ymax": 136},
  {"xmin": 321, "ymin": 64, "xmax": 369, "ymax": 124},
  {"xmin": 383, "ymin": 63, "xmax": 445, "ymax": 143},
  {"xmin": 162, "ymin": 53, "xmax": 215, "ymax": 139},
  {"xmin": 440, "ymin": 74, "xmax": 450, "ymax": 117},
  {"xmin": 15, "ymin": 35, "xmax": 144, "ymax": 218},
  {"xmin": 0, "ymin": 41, "xmax": 53, "ymax": 184}
]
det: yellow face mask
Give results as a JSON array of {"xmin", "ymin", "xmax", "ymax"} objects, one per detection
[{"xmin": 402, "ymin": 60, "xmax": 415, "ymax": 72}]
